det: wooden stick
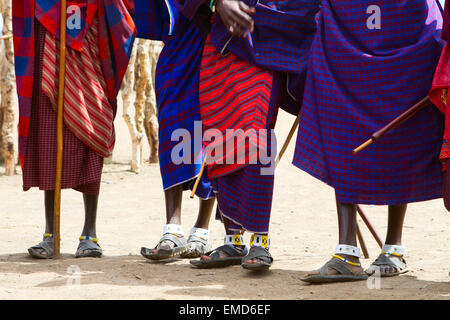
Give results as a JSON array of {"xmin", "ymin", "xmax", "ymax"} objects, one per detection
[
  {"xmin": 353, "ymin": 96, "xmax": 432, "ymax": 154},
  {"xmin": 356, "ymin": 221, "xmax": 369, "ymax": 259},
  {"xmin": 352, "ymin": 138, "xmax": 374, "ymax": 154},
  {"xmin": 190, "ymin": 156, "xmax": 207, "ymax": 199},
  {"xmin": 53, "ymin": 0, "xmax": 67, "ymax": 259},
  {"xmin": 356, "ymin": 205, "xmax": 383, "ymax": 248},
  {"xmin": 275, "ymin": 111, "xmax": 301, "ymax": 167}
]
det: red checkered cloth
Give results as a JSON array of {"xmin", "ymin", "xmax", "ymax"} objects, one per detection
[{"xmin": 23, "ymin": 21, "xmax": 102, "ymax": 195}]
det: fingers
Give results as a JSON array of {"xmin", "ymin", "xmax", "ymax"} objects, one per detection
[
  {"xmin": 216, "ymin": 0, "xmax": 255, "ymax": 37},
  {"xmin": 229, "ymin": 5, "xmax": 254, "ymax": 33},
  {"xmin": 239, "ymin": 1, "xmax": 256, "ymax": 16},
  {"xmin": 228, "ymin": 22, "xmax": 247, "ymax": 38}
]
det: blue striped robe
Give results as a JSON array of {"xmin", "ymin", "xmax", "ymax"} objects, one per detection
[
  {"xmin": 135, "ymin": 0, "xmax": 213, "ymax": 197},
  {"xmin": 294, "ymin": 0, "xmax": 445, "ymax": 205}
]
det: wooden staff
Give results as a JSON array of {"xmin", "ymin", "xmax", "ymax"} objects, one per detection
[
  {"xmin": 190, "ymin": 155, "xmax": 208, "ymax": 199},
  {"xmin": 356, "ymin": 205, "xmax": 383, "ymax": 248},
  {"xmin": 275, "ymin": 111, "xmax": 301, "ymax": 167},
  {"xmin": 273, "ymin": 108, "xmax": 382, "ymax": 252},
  {"xmin": 53, "ymin": 0, "xmax": 68, "ymax": 259},
  {"xmin": 353, "ymin": 96, "xmax": 432, "ymax": 154},
  {"xmin": 356, "ymin": 221, "xmax": 369, "ymax": 259}
]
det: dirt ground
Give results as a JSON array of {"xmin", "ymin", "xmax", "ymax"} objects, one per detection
[{"xmin": 0, "ymin": 105, "xmax": 449, "ymax": 300}]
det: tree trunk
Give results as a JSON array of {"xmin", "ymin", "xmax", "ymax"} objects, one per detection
[
  {"xmin": 0, "ymin": 0, "xmax": 16, "ymax": 175},
  {"xmin": 144, "ymin": 40, "xmax": 162, "ymax": 164},
  {"xmin": 122, "ymin": 43, "xmax": 141, "ymax": 173}
]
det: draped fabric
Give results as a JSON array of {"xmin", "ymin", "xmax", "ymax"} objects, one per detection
[
  {"xmin": 431, "ymin": 0, "xmax": 450, "ymax": 169},
  {"xmin": 155, "ymin": 14, "xmax": 213, "ymax": 198},
  {"xmin": 135, "ymin": 0, "xmax": 320, "ymax": 116},
  {"xmin": 13, "ymin": 0, "xmax": 136, "ymax": 167},
  {"xmin": 135, "ymin": 0, "xmax": 213, "ymax": 198},
  {"xmin": 41, "ymin": 17, "xmax": 115, "ymax": 158},
  {"xmin": 294, "ymin": 0, "xmax": 444, "ymax": 205},
  {"xmin": 199, "ymin": 34, "xmax": 274, "ymax": 179},
  {"xmin": 23, "ymin": 21, "xmax": 103, "ymax": 194},
  {"xmin": 200, "ymin": 35, "xmax": 281, "ymax": 233}
]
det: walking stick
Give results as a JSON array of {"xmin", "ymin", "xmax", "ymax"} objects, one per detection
[
  {"xmin": 275, "ymin": 108, "xmax": 382, "ymax": 252},
  {"xmin": 275, "ymin": 111, "xmax": 301, "ymax": 167},
  {"xmin": 53, "ymin": 0, "xmax": 68, "ymax": 258},
  {"xmin": 190, "ymin": 155, "xmax": 208, "ymax": 199},
  {"xmin": 356, "ymin": 221, "xmax": 369, "ymax": 259},
  {"xmin": 353, "ymin": 96, "xmax": 432, "ymax": 154},
  {"xmin": 356, "ymin": 205, "xmax": 383, "ymax": 248}
]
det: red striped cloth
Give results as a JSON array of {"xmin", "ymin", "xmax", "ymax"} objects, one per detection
[
  {"xmin": 41, "ymin": 17, "xmax": 115, "ymax": 158},
  {"xmin": 199, "ymin": 35, "xmax": 274, "ymax": 179},
  {"xmin": 23, "ymin": 21, "xmax": 103, "ymax": 195}
]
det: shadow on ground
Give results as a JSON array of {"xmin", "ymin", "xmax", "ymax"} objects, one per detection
[{"xmin": 0, "ymin": 253, "xmax": 448, "ymax": 300}]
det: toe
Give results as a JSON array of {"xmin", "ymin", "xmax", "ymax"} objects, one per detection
[{"xmin": 201, "ymin": 255, "xmax": 211, "ymax": 261}]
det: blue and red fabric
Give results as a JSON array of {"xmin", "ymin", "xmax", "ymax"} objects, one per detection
[
  {"xmin": 200, "ymin": 34, "xmax": 275, "ymax": 179},
  {"xmin": 135, "ymin": 0, "xmax": 213, "ymax": 198},
  {"xmin": 209, "ymin": 0, "xmax": 319, "ymax": 115},
  {"xmin": 430, "ymin": 0, "xmax": 450, "ymax": 169},
  {"xmin": 196, "ymin": 1, "xmax": 319, "ymax": 232},
  {"xmin": 12, "ymin": 0, "xmax": 136, "ymax": 168},
  {"xmin": 200, "ymin": 34, "xmax": 281, "ymax": 233},
  {"xmin": 294, "ymin": 0, "xmax": 445, "ymax": 205}
]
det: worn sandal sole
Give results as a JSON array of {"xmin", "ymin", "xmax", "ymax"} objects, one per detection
[
  {"xmin": 300, "ymin": 274, "xmax": 368, "ymax": 283},
  {"xmin": 28, "ymin": 248, "xmax": 53, "ymax": 259},
  {"xmin": 141, "ymin": 246, "xmax": 188, "ymax": 261},
  {"xmin": 190, "ymin": 257, "xmax": 243, "ymax": 269},
  {"xmin": 75, "ymin": 250, "xmax": 102, "ymax": 258},
  {"xmin": 180, "ymin": 242, "xmax": 209, "ymax": 259},
  {"xmin": 366, "ymin": 268, "xmax": 409, "ymax": 278},
  {"xmin": 241, "ymin": 262, "xmax": 272, "ymax": 271}
]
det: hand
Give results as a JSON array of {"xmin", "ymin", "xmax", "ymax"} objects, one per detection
[{"xmin": 215, "ymin": 0, "xmax": 255, "ymax": 38}]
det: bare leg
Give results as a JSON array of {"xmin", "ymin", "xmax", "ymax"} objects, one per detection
[
  {"xmin": 81, "ymin": 193, "xmax": 99, "ymax": 238},
  {"xmin": 305, "ymin": 197, "xmax": 363, "ymax": 276},
  {"xmin": 193, "ymin": 197, "xmax": 215, "ymax": 229},
  {"xmin": 369, "ymin": 204, "xmax": 407, "ymax": 275},
  {"xmin": 44, "ymin": 190, "xmax": 55, "ymax": 234},
  {"xmin": 34, "ymin": 191, "xmax": 100, "ymax": 257},
  {"xmin": 165, "ymin": 184, "xmax": 183, "ymax": 225},
  {"xmin": 28, "ymin": 191, "xmax": 56, "ymax": 258},
  {"xmin": 200, "ymin": 215, "xmax": 242, "ymax": 261},
  {"xmin": 385, "ymin": 204, "xmax": 407, "ymax": 245},
  {"xmin": 75, "ymin": 193, "xmax": 102, "ymax": 258},
  {"xmin": 149, "ymin": 184, "xmax": 183, "ymax": 253}
]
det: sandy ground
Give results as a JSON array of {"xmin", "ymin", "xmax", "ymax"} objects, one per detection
[{"xmin": 0, "ymin": 102, "xmax": 449, "ymax": 300}]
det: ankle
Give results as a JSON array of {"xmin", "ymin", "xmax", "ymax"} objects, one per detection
[
  {"xmin": 337, "ymin": 254, "xmax": 360, "ymax": 264},
  {"xmin": 81, "ymin": 230, "xmax": 97, "ymax": 238},
  {"xmin": 335, "ymin": 244, "xmax": 361, "ymax": 264}
]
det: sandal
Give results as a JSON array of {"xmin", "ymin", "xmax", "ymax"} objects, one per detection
[
  {"xmin": 301, "ymin": 245, "xmax": 368, "ymax": 283},
  {"xmin": 28, "ymin": 233, "xmax": 54, "ymax": 259},
  {"xmin": 180, "ymin": 227, "xmax": 210, "ymax": 259},
  {"xmin": 75, "ymin": 236, "xmax": 103, "ymax": 258},
  {"xmin": 366, "ymin": 245, "xmax": 409, "ymax": 277},
  {"xmin": 141, "ymin": 224, "xmax": 188, "ymax": 260},
  {"xmin": 190, "ymin": 235, "xmax": 248, "ymax": 268},
  {"xmin": 241, "ymin": 234, "xmax": 273, "ymax": 271}
]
